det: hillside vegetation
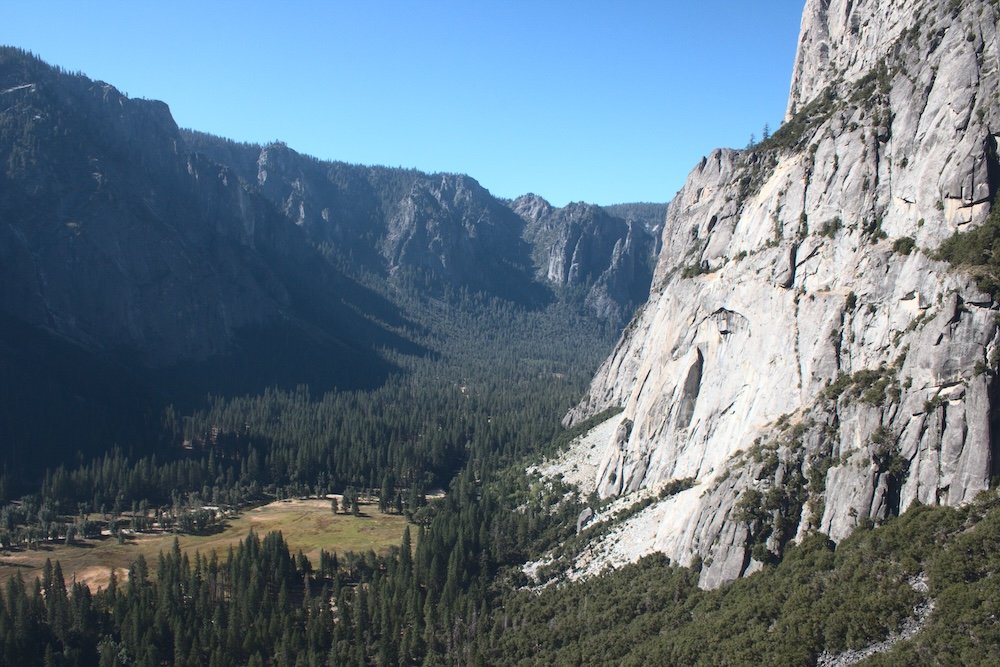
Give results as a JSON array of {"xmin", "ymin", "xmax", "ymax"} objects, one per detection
[{"xmin": 3, "ymin": 447, "xmax": 1000, "ymax": 665}]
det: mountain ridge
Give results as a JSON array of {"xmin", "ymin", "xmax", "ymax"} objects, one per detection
[
  {"xmin": 183, "ymin": 129, "xmax": 663, "ymax": 322},
  {"xmin": 0, "ymin": 45, "xmax": 660, "ymax": 476}
]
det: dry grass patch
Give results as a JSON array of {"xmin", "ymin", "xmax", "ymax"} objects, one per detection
[{"xmin": 0, "ymin": 498, "xmax": 407, "ymax": 591}]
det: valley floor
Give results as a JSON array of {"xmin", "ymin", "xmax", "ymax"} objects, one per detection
[{"xmin": 0, "ymin": 498, "xmax": 406, "ymax": 591}]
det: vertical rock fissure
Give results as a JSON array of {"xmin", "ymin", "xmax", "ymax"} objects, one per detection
[
  {"xmin": 737, "ymin": 524, "xmax": 754, "ymax": 578},
  {"xmin": 833, "ymin": 306, "xmax": 845, "ymax": 373},
  {"xmin": 677, "ymin": 349, "xmax": 705, "ymax": 429},
  {"xmin": 985, "ymin": 135, "xmax": 1000, "ymax": 205},
  {"xmin": 783, "ymin": 243, "xmax": 799, "ymax": 289},
  {"xmin": 794, "ymin": 294, "xmax": 804, "ymax": 393},
  {"xmin": 988, "ymin": 372, "xmax": 1000, "ymax": 486}
]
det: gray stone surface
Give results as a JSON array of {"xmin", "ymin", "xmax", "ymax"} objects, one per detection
[
  {"xmin": 511, "ymin": 194, "xmax": 661, "ymax": 326},
  {"xmin": 560, "ymin": 0, "xmax": 1000, "ymax": 588}
]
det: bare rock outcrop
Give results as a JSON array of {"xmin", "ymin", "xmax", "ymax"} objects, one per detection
[
  {"xmin": 561, "ymin": 0, "xmax": 1000, "ymax": 587},
  {"xmin": 512, "ymin": 194, "xmax": 661, "ymax": 325},
  {"xmin": 187, "ymin": 137, "xmax": 663, "ymax": 322}
]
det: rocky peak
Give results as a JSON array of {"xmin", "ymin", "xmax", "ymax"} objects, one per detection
[
  {"xmin": 509, "ymin": 193, "xmax": 554, "ymax": 223},
  {"xmin": 256, "ymin": 141, "xmax": 298, "ymax": 185}
]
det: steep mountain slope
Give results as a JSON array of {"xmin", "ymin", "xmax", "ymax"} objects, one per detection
[
  {"xmin": 557, "ymin": 0, "xmax": 1000, "ymax": 587},
  {"xmin": 185, "ymin": 132, "xmax": 662, "ymax": 324},
  {"xmin": 0, "ymin": 48, "xmax": 412, "ymax": 471},
  {"xmin": 0, "ymin": 48, "xmax": 408, "ymax": 376},
  {"xmin": 511, "ymin": 194, "xmax": 660, "ymax": 325}
]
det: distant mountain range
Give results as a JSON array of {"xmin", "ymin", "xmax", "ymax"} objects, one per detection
[
  {"xmin": 0, "ymin": 46, "xmax": 663, "ymax": 471},
  {"xmin": 183, "ymin": 131, "xmax": 665, "ymax": 323}
]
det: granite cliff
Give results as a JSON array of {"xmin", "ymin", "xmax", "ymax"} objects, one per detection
[
  {"xmin": 511, "ymin": 194, "xmax": 660, "ymax": 325},
  {"xmin": 556, "ymin": 0, "xmax": 1000, "ymax": 587},
  {"xmin": 187, "ymin": 134, "xmax": 661, "ymax": 324},
  {"xmin": 185, "ymin": 135, "xmax": 540, "ymax": 304},
  {"xmin": 0, "ymin": 49, "xmax": 412, "ymax": 397}
]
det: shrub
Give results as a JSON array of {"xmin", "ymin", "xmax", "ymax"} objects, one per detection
[
  {"xmin": 819, "ymin": 217, "xmax": 843, "ymax": 238},
  {"xmin": 892, "ymin": 236, "xmax": 916, "ymax": 255},
  {"xmin": 935, "ymin": 194, "xmax": 1000, "ymax": 298}
]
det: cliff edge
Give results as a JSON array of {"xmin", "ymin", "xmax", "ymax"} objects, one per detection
[{"xmin": 559, "ymin": 0, "xmax": 1000, "ymax": 587}]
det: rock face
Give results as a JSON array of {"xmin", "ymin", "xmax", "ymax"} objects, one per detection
[
  {"xmin": 191, "ymin": 135, "xmax": 545, "ymax": 303},
  {"xmin": 0, "ymin": 48, "xmax": 410, "ymax": 394},
  {"xmin": 512, "ymin": 194, "xmax": 660, "ymax": 325},
  {"xmin": 0, "ymin": 54, "xmax": 276, "ymax": 365},
  {"xmin": 562, "ymin": 0, "xmax": 1000, "ymax": 588},
  {"xmin": 188, "ymin": 135, "xmax": 663, "ymax": 321},
  {"xmin": 382, "ymin": 176, "xmax": 546, "ymax": 304}
]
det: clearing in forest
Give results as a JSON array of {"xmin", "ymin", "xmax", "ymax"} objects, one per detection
[{"xmin": 0, "ymin": 498, "xmax": 408, "ymax": 591}]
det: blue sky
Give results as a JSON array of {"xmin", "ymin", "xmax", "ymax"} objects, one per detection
[{"xmin": 2, "ymin": 1, "xmax": 804, "ymax": 206}]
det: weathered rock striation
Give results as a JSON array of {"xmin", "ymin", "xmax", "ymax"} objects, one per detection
[
  {"xmin": 561, "ymin": 0, "xmax": 1000, "ymax": 587},
  {"xmin": 187, "ymin": 135, "xmax": 662, "ymax": 320},
  {"xmin": 512, "ymin": 194, "xmax": 660, "ymax": 325}
]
